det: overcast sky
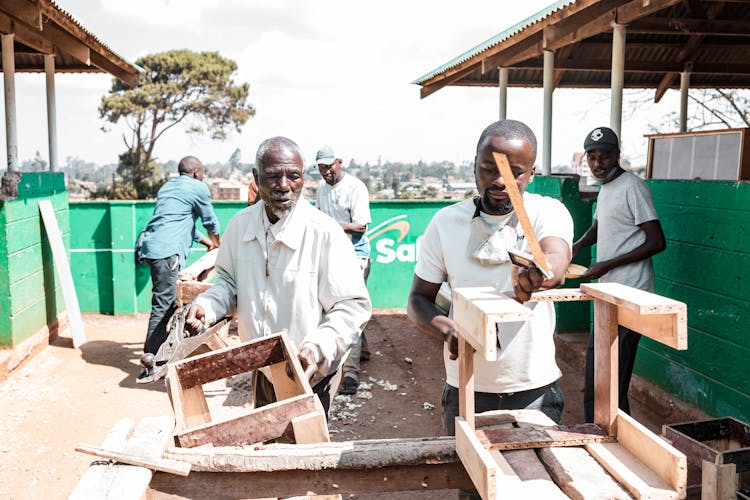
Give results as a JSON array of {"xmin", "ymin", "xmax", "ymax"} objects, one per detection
[{"xmin": 2, "ymin": 0, "xmax": 683, "ymax": 169}]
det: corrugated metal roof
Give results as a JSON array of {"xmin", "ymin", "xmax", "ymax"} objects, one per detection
[{"xmin": 412, "ymin": 0, "xmax": 574, "ymax": 84}]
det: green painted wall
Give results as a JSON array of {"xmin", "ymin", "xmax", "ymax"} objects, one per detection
[
  {"xmin": 0, "ymin": 173, "xmax": 68, "ymax": 347},
  {"xmin": 634, "ymin": 180, "xmax": 750, "ymax": 421}
]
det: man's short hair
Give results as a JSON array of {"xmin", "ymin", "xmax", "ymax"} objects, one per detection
[
  {"xmin": 178, "ymin": 156, "xmax": 201, "ymax": 175},
  {"xmin": 476, "ymin": 119, "xmax": 537, "ymax": 157},
  {"xmin": 255, "ymin": 136, "xmax": 303, "ymax": 171}
]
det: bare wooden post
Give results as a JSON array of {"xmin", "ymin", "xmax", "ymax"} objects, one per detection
[
  {"xmin": 594, "ymin": 299, "xmax": 619, "ymax": 435},
  {"xmin": 458, "ymin": 336, "xmax": 475, "ymax": 429}
]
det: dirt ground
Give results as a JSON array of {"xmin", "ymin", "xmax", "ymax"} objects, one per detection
[{"xmin": 0, "ymin": 311, "xmax": 613, "ymax": 499}]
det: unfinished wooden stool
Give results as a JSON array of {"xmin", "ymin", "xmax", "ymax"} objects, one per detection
[
  {"xmin": 166, "ymin": 332, "xmax": 328, "ymax": 448},
  {"xmin": 452, "ymin": 284, "xmax": 689, "ymax": 499}
]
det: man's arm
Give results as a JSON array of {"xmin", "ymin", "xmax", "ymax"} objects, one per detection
[
  {"xmin": 583, "ymin": 219, "xmax": 666, "ymax": 280},
  {"xmin": 339, "ymin": 222, "xmax": 367, "ymax": 234},
  {"xmin": 514, "ymin": 235, "xmax": 571, "ymax": 303},
  {"xmin": 572, "ymin": 220, "xmax": 598, "ymax": 259},
  {"xmin": 407, "ymin": 276, "xmax": 459, "ymax": 359},
  {"xmin": 195, "ymin": 184, "xmax": 221, "ymax": 242}
]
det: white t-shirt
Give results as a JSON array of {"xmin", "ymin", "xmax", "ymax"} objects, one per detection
[
  {"xmin": 317, "ymin": 173, "xmax": 371, "ymax": 257},
  {"xmin": 595, "ymin": 171, "xmax": 659, "ymax": 292},
  {"xmin": 415, "ymin": 194, "xmax": 574, "ymax": 393}
]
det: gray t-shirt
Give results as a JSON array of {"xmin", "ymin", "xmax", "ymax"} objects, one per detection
[{"xmin": 595, "ymin": 171, "xmax": 659, "ymax": 292}]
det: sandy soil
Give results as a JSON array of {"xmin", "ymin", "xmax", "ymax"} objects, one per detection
[{"xmin": 0, "ymin": 311, "xmax": 591, "ymax": 499}]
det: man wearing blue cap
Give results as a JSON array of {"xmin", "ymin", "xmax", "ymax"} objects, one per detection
[
  {"xmin": 573, "ymin": 126, "xmax": 666, "ymax": 421},
  {"xmin": 316, "ymin": 145, "xmax": 372, "ymax": 395}
]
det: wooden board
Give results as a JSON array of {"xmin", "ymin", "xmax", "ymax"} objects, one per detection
[
  {"xmin": 177, "ymin": 248, "xmax": 218, "ymax": 281},
  {"xmin": 456, "ymin": 416, "xmax": 504, "ymax": 500},
  {"xmin": 594, "ymin": 299, "xmax": 619, "ymax": 435},
  {"xmin": 492, "ymin": 151, "xmax": 550, "ymax": 275},
  {"xmin": 529, "ymin": 288, "xmax": 592, "ymax": 302},
  {"xmin": 475, "ymin": 423, "xmax": 615, "ymax": 450},
  {"xmin": 38, "ymin": 200, "xmax": 86, "ymax": 348},
  {"xmin": 75, "ymin": 444, "xmax": 191, "ymax": 476},
  {"xmin": 458, "ymin": 336, "xmax": 475, "ymax": 428},
  {"xmin": 453, "ymin": 287, "xmax": 533, "ymax": 361}
]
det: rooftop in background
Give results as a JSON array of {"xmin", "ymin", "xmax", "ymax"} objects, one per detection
[
  {"xmin": 0, "ymin": 0, "xmax": 140, "ymax": 86},
  {"xmin": 414, "ymin": 0, "xmax": 750, "ymax": 102}
]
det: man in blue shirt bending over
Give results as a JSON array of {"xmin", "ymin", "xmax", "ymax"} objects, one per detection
[{"xmin": 136, "ymin": 156, "xmax": 221, "ymax": 382}]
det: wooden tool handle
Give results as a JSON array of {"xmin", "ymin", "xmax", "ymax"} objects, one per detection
[{"xmin": 492, "ymin": 152, "xmax": 551, "ymax": 274}]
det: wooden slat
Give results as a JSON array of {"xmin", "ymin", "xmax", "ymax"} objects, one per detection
[
  {"xmin": 582, "ymin": 282, "xmax": 686, "ymax": 315},
  {"xmin": 701, "ymin": 460, "xmax": 737, "ymax": 500},
  {"xmin": 39, "ymin": 200, "xmax": 86, "ymax": 348},
  {"xmin": 176, "ymin": 281, "xmax": 212, "ymax": 307},
  {"xmin": 75, "ymin": 444, "xmax": 191, "ymax": 477},
  {"xmin": 279, "ymin": 331, "xmax": 313, "ymax": 396},
  {"xmin": 456, "ymin": 417, "xmax": 504, "ymax": 500},
  {"xmin": 618, "ymin": 307, "xmax": 687, "ymax": 349},
  {"xmin": 166, "ymin": 363, "xmax": 210, "ymax": 433},
  {"xmin": 616, "ymin": 410, "xmax": 687, "ymax": 496},
  {"xmin": 492, "ymin": 152, "xmax": 551, "ymax": 275},
  {"xmin": 502, "ymin": 449, "xmax": 568, "ymax": 498},
  {"xmin": 178, "ymin": 249, "xmax": 218, "ymax": 281},
  {"xmin": 291, "ymin": 399, "xmax": 330, "ymax": 445},
  {"xmin": 458, "ymin": 336, "xmax": 475, "ymax": 429},
  {"xmin": 453, "ymin": 287, "xmax": 533, "ymax": 361},
  {"xmin": 269, "ymin": 361, "xmax": 306, "ymax": 400},
  {"xmin": 594, "ymin": 299, "xmax": 619, "ymax": 435},
  {"xmin": 176, "ymin": 394, "xmax": 318, "ymax": 448},
  {"xmin": 174, "ymin": 335, "xmax": 286, "ymax": 389},
  {"xmin": 530, "ymin": 288, "xmax": 592, "ymax": 302},
  {"xmin": 539, "ymin": 446, "xmax": 633, "ymax": 499},
  {"xmin": 475, "ymin": 423, "xmax": 615, "ymax": 450}
]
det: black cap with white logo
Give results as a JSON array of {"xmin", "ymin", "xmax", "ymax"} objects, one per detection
[{"xmin": 584, "ymin": 127, "xmax": 620, "ymax": 152}]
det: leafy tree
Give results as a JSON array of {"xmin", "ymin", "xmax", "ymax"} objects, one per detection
[{"xmin": 100, "ymin": 50, "xmax": 255, "ymax": 198}]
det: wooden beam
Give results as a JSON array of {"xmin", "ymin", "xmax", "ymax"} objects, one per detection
[
  {"xmin": 89, "ymin": 50, "xmax": 137, "ymax": 87},
  {"xmin": 529, "ymin": 288, "xmax": 592, "ymax": 302},
  {"xmin": 456, "ymin": 416, "xmax": 507, "ymax": 499},
  {"xmin": 628, "ymin": 17, "xmax": 750, "ymax": 36},
  {"xmin": 581, "ymin": 282, "xmax": 686, "ymax": 316},
  {"xmin": 475, "ymin": 423, "xmax": 615, "ymax": 450},
  {"xmin": 618, "ymin": 307, "xmax": 687, "ymax": 350},
  {"xmin": 0, "ymin": 13, "xmax": 53, "ymax": 54},
  {"xmin": 458, "ymin": 336, "xmax": 475, "ymax": 428},
  {"xmin": 593, "ymin": 299, "xmax": 619, "ymax": 435},
  {"xmin": 149, "ymin": 463, "xmax": 474, "ymax": 498},
  {"xmin": 0, "ymin": 0, "xmax": 42, "ymax": 30},
  {"xmin": 420, "ymin": 64, "xmax": 479, "ymax": 98},
  {"xmin": 40, "ymin": 21, "xmax": 90, "ymax": 65},
  {"xmin": 483, "ymin": 33, "xmax": 542, "ymax": 69},
  {"xmin": 516, "ymin": 58, "xmax": 750, "ymax": 75},
  {"xmin": 74, "ymin": 444, "xmax": 191, "ymax": 477}
]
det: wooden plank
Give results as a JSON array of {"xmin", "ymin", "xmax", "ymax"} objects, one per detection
[
  {"xmin": 475, "ymin": 423, "xmax": 615, "ymax": 450},
  {"xmin": 594, "ymin": 299, "xmax": 619, "ymax": 435},
  {"xmin": 176, "ymin": 394, "xmax": 318, "ymax": 448},
  {"xmin": 166, "ymin": 363, "xmax": 211, "ymax": 432},
  {"xmin": 701, "ymin": 460, "xmax": 737, "ymax": 500},
  {"xmin": 178, "ymin": 248, "xmax": 218, "ymax": 281},
  {"xmin": 618, "ymin": 307, "xmax": 687, "ymax": 350},
  {"xmin": 453, "ymin": 287, "xmax": 533, "ymax": 360},
  {"xmin": 456, "ymin": 416, "xmax": 504, "ymax": 499},
  {"xmin": 279, "ymin": 331, "xmax": 313, "ymax": 396},
  {"xmin": 164, "ymin": 436, "xmax": 461, "ymax": 471},
  {"xmin": 39, "ymin": 200, "xmax": 86, "ymax": 348},
  {"xmin": 617, "ymin": 410, "xmax": 687, "ymax": 496},
  {"xmin": 269, "ymin": 361, "xmax": 306, "ymax": 400},
  {"xmin": 75, "ymin": 444, "xmax": 191, "ymax": 476},
  {"xmin": 502, "ymin": 449, "xmax": 568, "ymax": 498},
  {"xmin": 586, "ymin": 442, "xmax": 684, "ymax": 499},
  {"xmin": 530, "ymin": 288, "xmax": 592, "ymax": 302},
  {"xmin": 492, "ymin": 152, "xmax": 551, "ymax": 276},
  {"xmin": 292, "ymin": 396, "xmax": 330, "ymax": 444},
  {"xmin": 581, "ymin": 282, "xmax": 686, "ymax": 315},
  {"xmin": 174, "ymin": 335, "xmax": 286, "ymax": 389},
  {"xmin": 538, "ymin": 446, "xmax": 633, "ymax": 499},
  {"xmin": 176, "ymin": 281, "xmax": 212, "ymax": 307},
  {"xmin": 71, "ymin": 416, "xmax": 175, "ymax": 500},
  {"xmin": 458, "ymin": 336, "xmax": 475, "ymax": 429},
  {"xmin": 148, "ymin": 463, "xmax": 474, "ymax": 497}
]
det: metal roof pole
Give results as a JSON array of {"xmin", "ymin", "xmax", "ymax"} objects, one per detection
[
  {"xmin": 542, "ymin": 50, "xmax": 554, "ymax": 176},
  {"xmin": 610, "ymin": 23, "xmax": 625, "ymax": 141},
  {"xmin": 498, "ymin": 67, "xmax": 509, "ymax": 120},
  {"xmin": 679, "ymin": 70, "xmax": 690, "ymax": 132},
  {"xmin": 45, "ymin": 54, "xmax": 58, "ymax": 172},
  {"xmin": 2, "ymin": 33, "xmax": 18, "ymax": 173}
]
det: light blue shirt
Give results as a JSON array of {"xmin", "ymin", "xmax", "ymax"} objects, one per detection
[{"xmin": 139, "ymin": 175, "xmax": 220, "ymax": 266}]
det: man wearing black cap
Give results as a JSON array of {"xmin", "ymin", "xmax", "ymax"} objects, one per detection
[{"xmin": 573, "ymin": 126, "xmax": 666, "ymax": 422}]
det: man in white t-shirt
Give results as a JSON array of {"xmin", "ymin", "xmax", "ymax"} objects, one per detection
[
  {"xmin": 573, "ymin": 126, "xmax": 665, "ymax": 422},
  {"xmin": 407, "ymin": 120, "xmax": 574, "ymax": 434},
  {"xmin": 316, "ymin": 145, "xmax": 372, "ymax": 395}
]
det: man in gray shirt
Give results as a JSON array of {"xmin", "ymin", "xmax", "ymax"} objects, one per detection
[{"xmin": 572, "ymin": 126, "xmax": 666, "ymax": 422}]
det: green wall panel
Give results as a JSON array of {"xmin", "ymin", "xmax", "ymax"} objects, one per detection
[
  {"xmin": 649, "ymin": 180, "xmax": 750, "ymax": 210},
  {"xmin": 70, "ymin": 252, "xmax": 114, "ymax": 314},
  {"xmin": 657, "ymin": 204, "xmax": 748, "ymax": 252},
  {"xmin": 9, "ymin": 269, "xmax": 60, "ymax": 316}
]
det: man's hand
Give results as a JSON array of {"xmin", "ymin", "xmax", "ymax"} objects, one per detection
[
  {"xmin": 582, "ymin": 261, "xmax": 610, "ymax": 280},
  {"xmin": 185, "ymin": 304, "xmax": 207, "ymax": 335},
  {"xmin": 298, "ymin": 345, "xmax": 318, "ymax": 381},
  {"xmin": 512, "ymin": 265, "xmax": 545, "ymax": 303},
  {"xmin": 209, "ymin": 233, "xmax": 221, "ymax": 249},
  {"xmin": 431, "ymin": 315, "xmax": 460, "ymax": 360}
]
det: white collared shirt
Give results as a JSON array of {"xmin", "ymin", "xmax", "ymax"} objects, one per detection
[{"xmin": 195, "ymin": 198, "xmax": 372, "ymax": 377}]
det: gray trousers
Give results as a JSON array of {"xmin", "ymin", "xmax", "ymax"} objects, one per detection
[
  {"xmin": 144, "ymin": 255, "xmax": 179, "ymax": 355},
  {"xmin": 341, "ymin": 257, "xmax": 371, "ymax": 382}
]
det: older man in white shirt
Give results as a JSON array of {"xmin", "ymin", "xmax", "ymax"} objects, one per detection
[{"xmin": 186, "ymin": 136, "xmax": 372, "ymax": 415}]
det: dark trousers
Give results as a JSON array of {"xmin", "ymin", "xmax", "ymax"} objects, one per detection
[
  {"xmin": 253, "ymin": 369, "xmax": 337, "ymax": 417},
  {"xmin": 584, "ymin": 325, "xmax": 642, "ymax": 422},
  {"xmin": 441, "ymin": 382, "xmax": 564, "ymax": 436},
  {"xmin": 144, "ymin": 255, "xmax": 179, "ymax": 355}
]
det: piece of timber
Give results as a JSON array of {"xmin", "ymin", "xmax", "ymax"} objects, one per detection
[
  {"xmin": 164, "ymin": 436, "xmax": 460, "ymax": 471},
  {"xmin": 456, "ymin": 416, "xmax": 506, "ymax": 500},
  {"xmin": 453, "ymin": 287, "xmax": 533, "ymax": 362},
  {"xmin": 148, "ymin": 463, "xmax": 474, "ymax": 498},
  {"xmin": 176, "ymin": 280, "xmax": 212, "ymax": 306},
  {"xmin": 581, "ymin": 282, "xmax": 687, "ymax": 349},
  {"xmin": 178, "ymin": 248, "xmax": 218, "ymax": 281},
  {"xmin": 75, "ymin": 444, "xmax": 191, "ymax": 476},
  {"xmin": 529, "ymin": 288, "xmax": 592, "ymax": 302},
  {"xmin": 475, "ymin": 423, "xmax": 615, "ymax": 450},
  {"xmin": 701, "ymin": 460, "xmax": 737, "ymax": 500},
  {"xmin": 176, "ymin": 393, "xmax": 318, "ymax": 448},
  {"xmin": 70, "ymin": 416, "xmax": 174, "ymax": 500}
]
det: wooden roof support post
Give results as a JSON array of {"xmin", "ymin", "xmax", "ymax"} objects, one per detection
[
  {"xmin": 679, "ymin": 69, "xmax": 690, "ymax": 132},
  {"xmin": 542, "ymin": 49, "xmax": 554, "ymax": 176},
  {"xmin": 45, "ymin": 54, "xmax": 58, "ymax": 171},
  {"xmin": 610, "ymin": 23, "xmax": 625, "ymax": 141},
  {"xmin": 498, "ymin": 67, "xmax": 508, "ymax": 121},
  {"xmin": 2, "ymin": 33, "xmax": 17, "ymax": 172}
]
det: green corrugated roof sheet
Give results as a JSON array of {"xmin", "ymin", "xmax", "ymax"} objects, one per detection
[{"xmin": 412, "ymin": 0, "xmax": 574, "ymax": 85}]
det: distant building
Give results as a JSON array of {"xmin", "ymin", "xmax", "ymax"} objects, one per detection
[{"xmin": 207, "ymin": 178, "xmax": 248, "ymax": 201}]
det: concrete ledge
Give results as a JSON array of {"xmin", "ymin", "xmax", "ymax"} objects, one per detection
[{"xmin": 0, "ymin": 312, "xmax": 69, "ymax": 383}]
